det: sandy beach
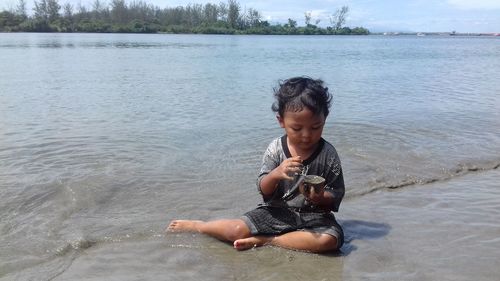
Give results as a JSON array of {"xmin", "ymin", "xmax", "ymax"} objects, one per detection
[{"xmin": 7, "ymin": 168, "xmax": 489, "ymax": 281}]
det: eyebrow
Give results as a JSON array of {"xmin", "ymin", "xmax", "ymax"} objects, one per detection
[{"xmin": 290, "ymin": 121, "xmax": 324, "ymax": 127}]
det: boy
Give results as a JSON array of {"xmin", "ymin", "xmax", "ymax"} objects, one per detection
[{"xmin": 167, "ymin": 77, "xmax": 344, "ymax": 253}]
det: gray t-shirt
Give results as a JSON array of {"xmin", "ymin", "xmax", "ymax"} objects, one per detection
[{"xmin": 257, "ymin": 135, "xmax": 345, "ymax": 212}]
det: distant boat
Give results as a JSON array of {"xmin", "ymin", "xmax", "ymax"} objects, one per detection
[{"xmin": 417, "ymin": 32, "xmax": 425, "ymax": 36}]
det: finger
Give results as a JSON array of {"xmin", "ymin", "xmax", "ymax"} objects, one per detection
[
  {"xmin": 290, "ymin": 156, "xmax": 302, "ymax": 163},
  {"xmin": 287, "ymin": 160, "xmax": 303, "ymax": 169},
  {"xmin": 285, "ymin": 165, "xmax": 303, "ymax": 176},
  {"xmin": 283, "ymin": 166, "xmax": 294, "ymax": 177}
]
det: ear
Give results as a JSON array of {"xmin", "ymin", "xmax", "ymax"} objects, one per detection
[{"xmin": 276, "ymin": 114, "xmax": 285, "ymax": 128}]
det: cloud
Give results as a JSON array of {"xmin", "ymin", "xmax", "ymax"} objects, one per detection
[{"xmin": 447, "ymin": 0, "xmax": 500, "ymax": 10}]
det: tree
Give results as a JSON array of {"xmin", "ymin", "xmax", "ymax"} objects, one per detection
[
  {"xmin": 92, "ymin": 0, "xmax": 104, "ymax": 20},
  {"xmin": 217, "ymin": 2, "xmax": 227, "ymax": 21},
  {"xmin": 0, "ymin": 10, "xmax": 24, "ymax": 30},
  {"xmin": 60, "ymin": 2, "xmax": 73, "ymax": 31},
  {"xmin": 227, "ymin": 0, "xmax": 239, "ymax": 28},
  {"xmin": 330, "ymin": 6, "xmax": 348, "ymax": 31},
  {"xmin": 245, "ymin": 7, "xmax": 260, "ymax": 27},
  {"xmin": 62, "ymin": 2, "xmax": 72, "ymax": 18},
  {"xmin": 46, "ymin": 0, "xmax": 61, "ymax": 22},
  {"xmin": 129, "ymin": 1, "xmax": 155, "ymax": 22},
  {"xmin": 16, "ymin": 0, "xmax": 27, "ymax": 19},
  {"xmin": 351, "ymin": 26, "xmax": 369, "ymax": 35},
  {"xmin": 111, "ymin": 0, "xmax": 128, "ymax": 24},
  {"xmin": 0, "ymin": 0, "xmax": 369, "ymax": 35},
  {"xmin": 304, "ymin": 11, "xmax": 311, "ymax": 26},
  {"xmin": 74, "ymin": 2, "xmax": 89, "ymax": 23},
  {"xmin": 185, "ymin": 3, "xmax": 202, "ymax": 27},
  {"xmin": 202, "ymin": 3, "xmax": 217, "ymax": 25},
  {"xmin": 33, "ymin": 0, "xmax": 48, "ymax": 21}
]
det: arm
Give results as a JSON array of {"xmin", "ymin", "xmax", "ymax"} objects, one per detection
[{"xmin": 259, "ymin": 156, "xmax": 303, "ymax": 198}]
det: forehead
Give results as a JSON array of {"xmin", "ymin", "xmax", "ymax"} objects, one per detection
[{"xmin": 282, "ymin": 108, "xmax": 325, "ymax": 124}]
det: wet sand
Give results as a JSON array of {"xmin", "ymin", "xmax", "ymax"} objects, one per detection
[
  {"xmin": 27, "ymin": 168, "xmax": 499, "ymax": 281},
  {"xmin": 340, "ymin": 168, "xmax": 500, "ymax": 280}
]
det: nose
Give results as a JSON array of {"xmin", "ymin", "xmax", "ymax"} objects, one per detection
[{"xmin": 301, "ymin": 129, "xmax": 312, "ymax": 140}]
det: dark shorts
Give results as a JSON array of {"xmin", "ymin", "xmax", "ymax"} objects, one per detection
[{"xmin": 241, "ymin": 206, "xmax": 344, "ymax": 248}]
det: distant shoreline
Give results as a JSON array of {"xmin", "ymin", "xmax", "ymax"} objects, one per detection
[
  {"xmin": 373, "ymin": 31, "xmax": 500, "ymax": 37},
  {"xmin": 0, "ymin": 31, "xmax": 498, "ymax": 36}
]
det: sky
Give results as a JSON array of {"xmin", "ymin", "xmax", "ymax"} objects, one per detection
[{"xmin": 2, "ymin": 0, "xmax": 499, "ymax": 33}]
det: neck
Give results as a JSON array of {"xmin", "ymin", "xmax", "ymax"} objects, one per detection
[{"xmin": 287, "ymin": 139, "xmax": 319, "ymax": 159}]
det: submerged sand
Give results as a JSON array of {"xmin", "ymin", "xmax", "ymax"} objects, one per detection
[
  {"xmin": 340, "ymin": 168, "xmax": 500, "ymax": 280},
  {"xmin": 4, "ymin": 169, "xmax": 499, "ymax": 281}
]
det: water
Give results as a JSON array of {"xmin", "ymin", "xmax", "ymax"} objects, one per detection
[{"xmin": 1, "ymin": 33, "xmax": 499, "ymax": 280}]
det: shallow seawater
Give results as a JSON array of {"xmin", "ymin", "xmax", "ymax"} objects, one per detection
[
  {"xmin": 341, "ymin": 169, "xmax": 500, "ymax": 281},
  {"xmin": 1, "ymin": 33, "xmax": 499, "ymax": 280},
  {"xmin": 4, "ymin": 169, "xmax": 498, "ymax": 281}
]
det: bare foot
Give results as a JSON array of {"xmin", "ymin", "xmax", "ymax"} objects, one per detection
[
  {"xmin": 233, "ymin": 236, "xmax": 272, "ymax": 251},
  {"xmin": 166, "ymin": 220, "xmax": 204, "ymax": 232}
]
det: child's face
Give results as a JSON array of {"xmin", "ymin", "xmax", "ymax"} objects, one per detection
[{"xmin": 278, "ymin": 108, "xmax": 325, "ymax": 152}]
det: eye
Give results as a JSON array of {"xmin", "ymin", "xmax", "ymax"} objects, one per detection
[
  {"xmin": 312, "ymin": 123, "xmax": 324, "ymax": 130},
  {"xmin": 291, "ymin": 127, "xmax": 301, "ymax": 131}
]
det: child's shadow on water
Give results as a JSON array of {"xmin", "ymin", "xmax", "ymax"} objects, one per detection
[{"xmin": 326, "ymin": 220, "xmax": 391, "ymax": 256}]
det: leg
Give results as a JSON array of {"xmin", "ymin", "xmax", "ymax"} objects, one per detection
[
  {"xmin": 167, "ymin": 219, "xmax": 252, "ymax": 242},
  {"xmin": 234, "ymin": 231, "xmax": 339, "ymax": 253}
]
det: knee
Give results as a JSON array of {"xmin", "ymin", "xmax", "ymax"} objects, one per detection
[
  {"xmin": 225, "ymin": 222, "xmax": 251, "ymax": 241},
  {"xmin": 315, "ymin": 234, "xmax": 340, "ymax": 253}
]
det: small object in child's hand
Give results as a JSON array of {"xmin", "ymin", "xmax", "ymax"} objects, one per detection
[{"xmin": 302, "ymin": 175, "xmax": 325, "ymax": 194}]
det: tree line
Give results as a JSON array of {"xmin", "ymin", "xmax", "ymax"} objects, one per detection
[{"xmin": 0, "ymin": 0, "xmax": 369, "ymax": 35}]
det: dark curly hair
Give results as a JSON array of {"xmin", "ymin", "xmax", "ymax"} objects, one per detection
[{"xmin": 271, "ymin": 77, "xmax": 332, "ymax": 118}]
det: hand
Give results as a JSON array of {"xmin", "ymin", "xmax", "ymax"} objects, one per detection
[
  {"xmin": 277, "ymin": 156, "xmax": 303, "ymax": 181},
  {"xmin": 300, "ymin": 182, "xmax": 325, "ymax": 204}
]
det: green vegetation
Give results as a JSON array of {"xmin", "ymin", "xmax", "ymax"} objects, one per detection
[{"xmin": 0, "ymin": 0, "xmax": 369, "ymax": 35}]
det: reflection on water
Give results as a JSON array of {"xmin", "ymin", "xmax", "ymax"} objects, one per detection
[{"xmin": 0, "ymin": 35, "xmax": 216, "ymax": 50}]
